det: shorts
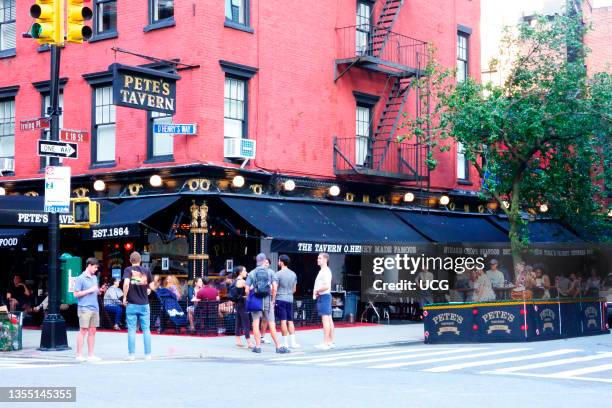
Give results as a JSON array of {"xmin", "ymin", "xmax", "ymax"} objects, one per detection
[
  {"xmin": 78, "ymin": 309, "xmax": 100, "ymax": 328},
  {"xmin": 316, "ymin": 294, "xmax": 332, "ymax": 316},
  {"xmin": 251, "ymin": 297, "xmax": 274, "ymax": 322},
  {"xmin": 275, "ymin": 300, "xmax": 293, "ymax": 321}
]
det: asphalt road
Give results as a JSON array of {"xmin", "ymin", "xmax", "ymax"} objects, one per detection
[{"xmin": 2, "ymin": 331, "xmax": 611, "ymax": 408}]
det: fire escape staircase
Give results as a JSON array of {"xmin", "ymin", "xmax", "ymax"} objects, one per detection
[{"xmin": 370, "ymin": 0, "xmax": 404, "ymax": 58}]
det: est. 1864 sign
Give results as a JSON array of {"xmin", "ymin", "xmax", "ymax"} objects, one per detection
[{"xmin": 110, "ymin": 63, "xmax": 180, "ymax": 114}]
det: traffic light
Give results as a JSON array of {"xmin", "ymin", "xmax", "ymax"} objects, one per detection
[
  {"xmin": 30, "ymin": 0, "xmax": 63, "ymax": 45},
  {"xmin": 71, "ymin": 198, "xmax": 100, "ymax": 225},
  {"xmin": 66, "ymin": 0, "xmax": 93, "ymax": 43}
]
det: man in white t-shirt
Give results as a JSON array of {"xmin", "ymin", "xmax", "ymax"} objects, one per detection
[
  {"xmin": 313, "ymin": 252, "xmax": 335, "ymax": 350},
  {"xmin": 486, "ymin": 259, "xmax": 505, "ymax": 288}
]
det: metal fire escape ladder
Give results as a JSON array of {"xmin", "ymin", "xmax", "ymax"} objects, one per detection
[
  {"xmin": 370, "ymin": 0, "xmax": 404, "ymax": 58},
  {"xmin": 371, "ymin": 76, "xmax": 412, "ymax": 171}
]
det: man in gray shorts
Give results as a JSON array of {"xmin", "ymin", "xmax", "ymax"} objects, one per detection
[
  {"xmin": 245, "ymin": 253, "xmax": 289, "ymax": 354},
  {"xmin": 275, "ymin": 254, "xmax": 300, "ymax": 349},
  {"xmin": 73, "ymin": 258, "xmax": 101, "ymax": 362}
]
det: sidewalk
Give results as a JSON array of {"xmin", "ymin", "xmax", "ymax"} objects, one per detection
[{"xmin": 7, "ymin": 324, "xmax": 425, "ymax": 361}]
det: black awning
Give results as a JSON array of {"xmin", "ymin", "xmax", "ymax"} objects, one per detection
[
  {"xmin": 0, "ymin": 229, "xmax": 30, "ymax": 249},
  {"xmin": 86, "ymin": 196, "xmax": 181, "ymax": 240},
  {"xmin": 488, "ymin": 218, "xmax": 583, "ymax": 243},
  {"xmin": 220, "ymin": 196, "xmax": 428, "ymax": 253},
  {"xmin": 0, "ymin": 196, "xmax": 47, "ymax": 227},
  {"xmin": 394, "ymin": 210, "xmax": 510, "ymax": 243}
]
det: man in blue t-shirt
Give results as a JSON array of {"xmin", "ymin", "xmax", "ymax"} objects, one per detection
[{"xmin": 73, "ymin": 258, "xmax": 101, "ymax": 362}]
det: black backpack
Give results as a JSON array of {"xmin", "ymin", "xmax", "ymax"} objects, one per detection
[
  {"xmin": 253, "ymin": 268, "xmax": 271, "ymax": 298},
  {"xmin": 228, "ymin": 282, "xmax": 242, "ymax": 302}
]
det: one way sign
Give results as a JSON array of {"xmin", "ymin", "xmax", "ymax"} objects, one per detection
[{"xmin": 38, "ymin": 140, "xmax": 78, "ymax": 159}]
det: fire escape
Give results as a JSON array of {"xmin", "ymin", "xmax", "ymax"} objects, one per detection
[{"xmin": 333, "ymin": 0, "xmax": 429, "ymax": 184}]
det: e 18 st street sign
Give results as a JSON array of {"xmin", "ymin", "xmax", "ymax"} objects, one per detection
[{"xmin": 38, "ymin": 140, "xmax": 78, "ymax": 159}]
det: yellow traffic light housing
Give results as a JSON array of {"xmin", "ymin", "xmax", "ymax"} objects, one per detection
[
  {"xmin": 66, "ymin": 0, "xmax": 93, "ymax": 43},
  {"xmin": 30, "ymin": 0, "xmax": 63, "ymax": 45},
  {"xmin": 71, "ymin": 198, "xmax": 100, "ymax": 225}
]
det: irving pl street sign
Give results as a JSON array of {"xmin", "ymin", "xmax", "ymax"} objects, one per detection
[
  {"xmin": 20, "ymin": 117, "xmax": 50, "ymax": 131},
  {"xmin": 111, "ymin": 63, "xmax": 180, "ymax": 114},
  {"xmin": 38, "ymin": 140, "xmax": 78, "ymax": 159}
]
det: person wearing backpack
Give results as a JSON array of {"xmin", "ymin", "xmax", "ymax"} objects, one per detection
[
  {"xmin": 245, "ymin": 253, "xmax": 290, "ymax": 354},
  {"xmin": 230, "ymin": 266, "xmax": 254, "ymax": 348},
  {"xmin": 122, "ymin": 251, "xmax": 155, "ymax": 361}
]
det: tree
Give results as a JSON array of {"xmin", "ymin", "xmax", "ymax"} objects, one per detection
[{"xmin": 404, "ymin": 6, "xmax": 612, "ymax": 261}]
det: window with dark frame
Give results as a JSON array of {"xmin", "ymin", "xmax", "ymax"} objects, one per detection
[
  {"xmin": 94, "ymin": 0, "xmax": 117, "ymax": 36},
  {"xmin": 93, "ymin": 85, "xmax": 116, "ymax": 164},
  {"xmin": 0, "ymin": 97, "xmax": 14, "ymax": 166},
  {"xmin": 224, "ymin": 77, "xmax": 246, "ymax": 140},
  {"xmin": 456, "ymin": 32, "xmax": 469, "ymax": 83},
  {"xmin": 456, "ymin": 142, "xmax": 469, "ymax": 181},
  {"xmin": 355, "ymin": 104, "xmax": 372, "ymax": 167},
  {"xmin": 225, "ymin": 0, "xmax": 248, "ymax": 26},
  {"xmin": 150, "ymin": 0, "xmax": 174, "ymax": 23},
  {"xmin": 40, "ymin": 93, "xmax": 65, "ymax": 170},
  {"xmin": 356, "ymin": 1, "xmax": 372, "ymax": 56},
  {"xmin": 147, "ymin": 110, "xmax": 173, "ymax": 160},
  {"xmin": 0, "ymin": 0, "xmax": 16, "ymax": 54}
]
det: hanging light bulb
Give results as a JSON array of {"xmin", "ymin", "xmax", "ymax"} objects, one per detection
[
  {"xmin": 403, "ymin": 192, "xmax": 415, "ymax": 203},
  {"xmin": 93, "ymin": 180, "xmax": 106, "ymax": 191},
  {"xmin": 329, "ymin": 185, "xmax": 340, "ymax": 197},
  {"xmin": 232, "ymin": 175, "xmax": 245, "ymax": 188}
]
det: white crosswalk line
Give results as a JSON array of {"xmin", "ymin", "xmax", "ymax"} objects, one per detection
[
  {"xmin": 483, "ymin": 352, "xmax": 612, "ymax": 374},
  {"xmin": 321, "ymin": 347, "xmax": 485, "ymax": 367},
  {"xmin": 287, "ymin": 347, "xmax": 458, "ymax": 365},
  {"xmin": 369, "ymin": 348, "xmax": 531, "ymax": 369},
  {"xmin": 269, "ymin": 346, "xmax": 438, "ymax": 362},
  {"xmin": 424, "ymin": 348, "xmax": 581, "ymax": 373},
  {"xmin": 545, "ymin": 363, "xmax": 612, "ymax": 379}
]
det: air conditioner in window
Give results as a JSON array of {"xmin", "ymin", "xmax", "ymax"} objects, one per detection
[
  {"xmin": 0, "ymin": 158, "xmax": 15, "ymax": 173},
  {"xmin": 224, "ymin": 138, "xmax": 256, "ymax": 159}
]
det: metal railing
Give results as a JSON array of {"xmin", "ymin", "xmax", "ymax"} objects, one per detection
[
  {"xmin": 336, "ymin": 25, "xmax": 428, "ymax": 71},
  {"xmin": 333, "ymin": 136, "xmax": 427, "ymax": 180}
]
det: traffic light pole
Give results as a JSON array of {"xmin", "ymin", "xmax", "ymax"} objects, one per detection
[{"xmin": 40, "ymin": 44, "xmax": 69, "ymax": 351}]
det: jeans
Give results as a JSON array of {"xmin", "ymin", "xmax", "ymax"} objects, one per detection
[
  {"xmin": 104, "ymin": 304, "xmax": 123, "ymax": 325},
  {"xmin": 126, "ymin": 303, "xmax": 151, "ymax": 356}
]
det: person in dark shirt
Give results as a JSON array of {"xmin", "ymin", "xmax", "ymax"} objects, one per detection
[{"xmin": 6, "ymin": 275, "xmax": 31, "ymax": 312}]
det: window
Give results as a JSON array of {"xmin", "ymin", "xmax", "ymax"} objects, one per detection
[
  {"xmin": 0, "ymin": 0, "xmax": 16, "ymax": 56},
  {"xmin": 356, "ymin": 1, "xmax": 372, "ymax": 56},
  {"xmin": 40, "ymin": 93, "xmax": 64, "ymax": 170},
  {"xmin": 93, "ymin": 86, "xmax": 116, "ymax": 164},
  {"xmin": 225, "ymin": 0, "xmax": 248, "ymax": 25},
  {"xmin": 456, "ymin": 32, "xmax": 469, "ymax": 83},
  {"xmin": 148, "ymin": 110, "xmax": 173, "ymax": 160},
  {"xmin": 0, "ymin": 97, "xmax": 14, "ymax": 166},
  {"xmin": 356, "ymin": 105, "xmax": 371, "ymax": 166},
  {"xmin": 224, "ymin": 77, "xmax": 246, "ymax": 140},
  {"xmin": 457, "ymin": 142, "xmax": 469, "ymax": 180},
  {"xmin": 150, "ymin": 0, "xmax": 173, "ymax": 23},
  {"xmin": 93, "ymin": 0, "xmax": 117, "ymax": 36}
]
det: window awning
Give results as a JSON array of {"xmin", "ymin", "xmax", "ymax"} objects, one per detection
[
  {"xmin": 0, "ymin": 196, "xmax": 46, "ymax": 227},
  {"xmin": 488, "ymin": 218, "xmax": 583, "ymax": 243},
  {"xmin": 0, "ymin": 229, "xmax": 30, "ymax": 249},
  {"xmin": 220, "ymin": 196, "xmax": 428, "ymax": 253},
  {"xmin": 393, "ymin": 210, "xmax": 510, "ymax": 243},
  {"xmin": 86, "ymin": 196, "xmax": 181, "ymax": 240}
]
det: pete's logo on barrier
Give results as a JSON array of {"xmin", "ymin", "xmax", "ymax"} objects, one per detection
[
  {"xmin": 540, "ymin": 309, "xmax": 556, "ymax": 332},
  {"xmin": 584, "ymin": 306, "xmax": 598, "ymax": 328},
  {"xmin": 432, "ymin": 312, "xmax": 463, "ymax": 336},
  {"xmin": 482, "ymin": 311, "xmax": 515, "ymax": 334}
]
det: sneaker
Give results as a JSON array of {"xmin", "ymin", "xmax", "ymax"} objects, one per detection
[
  {"xmin": 252, "ymin": 347, "xmax": 262, "ymax": 354},
  {"xmin": 75, "ymin": 355, "xmax": 86, "ymax": 362},
  {"xmin": 87, "ymin": 355, "xmax": 102, "ymax": 362},
  {"xmin": 276, "ymin": 347, "xmax": 291, "ymax": 354},
  {"xmin": 125, "ymin": 354, "xmax": 136, "ymax": 361},
  {"xmin": 329, "ymin": 343, "xmax": 337, "ymax": 349},
  {"xmin": 145, "ymin": 355, "xmax": 152, "ymax": 361},
  {"xmin": 113, "ymin": 324, "xmax": 120, "ymax": 331},
  {"xmin": 260, "ymin": 337, "xmax": 271, "ymax": 344},
  {"xmin": 289, "ymin": 342, "xmax": 301, "ymax": 349},
  {"xmin": 314, "ymin": 343, "xmax": 331, "ymax": 350}
]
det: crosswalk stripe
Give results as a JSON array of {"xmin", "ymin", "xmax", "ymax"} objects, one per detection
[
  {"xmin": 269, "ymin": 347, "xmax": 421, "ymax": 362},
  {"xmin": 320, "ymin": 347, "xmax": 485, "ymax": 367},
  {"xmin": 423, "ymin": 349, "xmax": 581, "ymax": 373},
  {"xmin": 286, "ymin": 347, "xmax": 457, "ymax": 365},
  {"xmin": 498, "ymin": 372, "xmax": 612, "ymax": 384},
  {"xmin": 369, "ymin": 348, "xmax": 531, "ymax": 369},
  {"xmin": 545, "ymin": 363, "xmax": 612, "ymax": 378},
  {"xmin": 483, "ymin": 352, "xmax": 612, "ymax": 374}
]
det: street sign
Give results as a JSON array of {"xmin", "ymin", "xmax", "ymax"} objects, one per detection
[
  {"xmin": 153, "ymin": 123, "xmax": 197, "ymax": 135},
  {"xmin": 20, "ymin": 117, "xmax": 50, "ymax": 131},
  {"xmin": 38, "ymin": 140, "xmax": 78, "ymax": 159},
  {"xmin": 60, "ymin": 129, "xmax": 89, "ymax": 143},
  {"xmin": 44, "ymin": 166, "xmax": 71, "ymax": 214}
]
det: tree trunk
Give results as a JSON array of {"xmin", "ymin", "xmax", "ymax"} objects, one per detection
[{"xmin": 508, "ymin": 178, "xmax": 524, "ymax": 272}]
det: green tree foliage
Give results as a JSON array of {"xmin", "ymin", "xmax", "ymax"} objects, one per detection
[{"xmin": 404, "ymin": 8, "xmax": 611, "ymax": 256}]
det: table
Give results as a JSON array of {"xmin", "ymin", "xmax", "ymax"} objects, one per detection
[{"xmin": 493, "ymin": 285, "xmax": 515, "ymax": 300}]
